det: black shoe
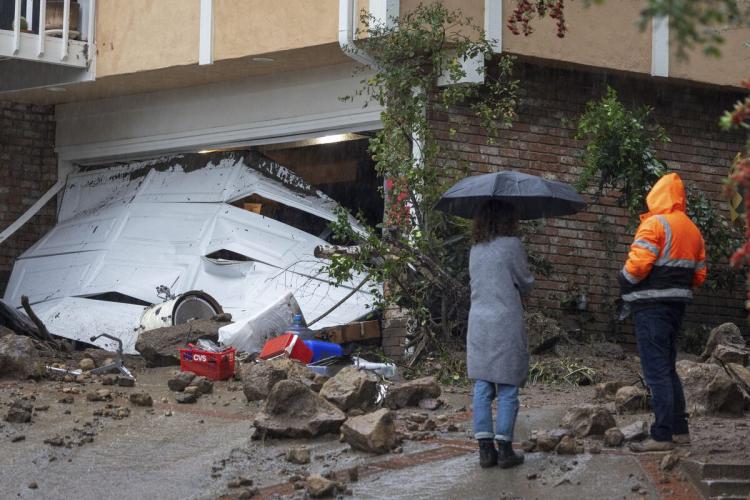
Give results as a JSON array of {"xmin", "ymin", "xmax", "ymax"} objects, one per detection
[
  {"xmin": 496, "ymin": 440, "xmax": 524, "ymax": 469},
  {"xmin": 478, "ymin": 438, "xmax": 498, "ymax": 468}
]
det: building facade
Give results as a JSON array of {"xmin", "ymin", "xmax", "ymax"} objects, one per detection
[{"xmin": 1, "ymin": 0, "xmax": 748, "ymax": 356}]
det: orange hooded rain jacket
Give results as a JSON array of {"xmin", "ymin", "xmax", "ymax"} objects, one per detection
[{"xmin": 618, "ymin": 173, "xmax": 707, "ymax": 304}]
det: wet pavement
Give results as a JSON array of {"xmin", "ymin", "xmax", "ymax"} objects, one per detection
[{"xmin": 0, "ymin": 369, "xmax": 703, "ymax": 500}]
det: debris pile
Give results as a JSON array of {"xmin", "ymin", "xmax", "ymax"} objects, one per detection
[{"xmin": 166, "ymin": 371, "xmax": 214, "ymax": 404}]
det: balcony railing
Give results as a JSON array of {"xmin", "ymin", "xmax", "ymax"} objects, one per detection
[{"xmin": 0, "ymin": 0, "xmax": 94, "ymax": 68}]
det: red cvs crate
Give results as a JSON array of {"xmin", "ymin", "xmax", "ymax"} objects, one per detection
[{"xmin": 178, "ymin": 347, "xmax": 236, "ymax": 380}]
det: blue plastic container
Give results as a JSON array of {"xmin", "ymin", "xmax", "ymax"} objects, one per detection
[
  {"xmin": 283, "ymin": 314, "xmax": 314, "ymax": 341},
  {"xmin": 304, "ymin": 340, "xmax": 344, "ymax": 363}
]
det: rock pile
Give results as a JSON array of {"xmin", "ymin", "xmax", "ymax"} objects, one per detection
[
  {"xmin": 253, "ymin": 379, "xmax": 347, "ymax": 439},
  {"xmin": 166, "ymin": 371, "xmax": 214, "ymax": 403}
]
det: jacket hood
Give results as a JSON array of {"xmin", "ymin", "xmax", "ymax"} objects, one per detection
[{"xmin": 642, "ymin": 172, "xmax": 686, "ymax": 220}]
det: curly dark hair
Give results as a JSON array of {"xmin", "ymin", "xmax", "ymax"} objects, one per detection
[{"xmin": 472, "ymin": 200, "xmax": 518, "ymax": 244}]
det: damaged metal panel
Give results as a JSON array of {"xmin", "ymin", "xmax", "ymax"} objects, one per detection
[{"xmin": 5, "ymin": 152, "xmax": 375, "ymax": 353}]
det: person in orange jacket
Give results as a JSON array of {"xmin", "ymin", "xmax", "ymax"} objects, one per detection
[{"xmin": 618, "ymin": 172, "xmax": 706, "ymax": 452}]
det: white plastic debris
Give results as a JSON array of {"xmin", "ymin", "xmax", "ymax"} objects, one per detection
[{"xmin": 218, "ymin": 292, "xmax": 303, "ymax": 354}]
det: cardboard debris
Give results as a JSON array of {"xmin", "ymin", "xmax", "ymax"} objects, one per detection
[{"xmin": 316, "ymin": 320, "xmax": 381, "ymax": 344}]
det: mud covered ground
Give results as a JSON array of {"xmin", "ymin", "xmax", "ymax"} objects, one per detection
[{"xmin": 0, "ymin": 342, "xmax": 748, "ymax": 499}]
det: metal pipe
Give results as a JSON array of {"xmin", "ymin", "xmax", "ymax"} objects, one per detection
[
  {"xmin": 338, "ymin": 0, "xmax": 376, "ymax": 68},
  {"xmin": 61, "ymin": 0, "xmax": 70, "ymax": 60},
  {"xmin": 12, "ymin": 0, "xmax": 22, "ymax": 54},
  {"xmin": 86, "ymin": 0, "xmax": 96, "ymax": 60},
  {"xmin": 38, "ymin": 0, "xmax": 46, "ymax": 56}
]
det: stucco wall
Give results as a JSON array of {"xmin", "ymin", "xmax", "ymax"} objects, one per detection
[
  {"xmin": 502, "ymin": 0, "xmax": 652, "ymax": 75},
  {"xmin": 213, "ymin": 0, "xmax": 339, "ymax": 61},
  {"xmin": 95, "ymin": 0, "xmax": 200, "ymax": 77}
]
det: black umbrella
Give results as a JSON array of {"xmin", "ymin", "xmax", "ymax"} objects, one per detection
[{"xmin": 435, "ymin": 171, "xmax": 587, "ymax": 220}]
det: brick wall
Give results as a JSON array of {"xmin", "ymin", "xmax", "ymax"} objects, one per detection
[
  {"xmin": 0, "ymin": 101, "xmax": 57, "ymax": 295},
  {"xmin": 427, "ymin": 60, "xmax": 747, "ymax": 347}
]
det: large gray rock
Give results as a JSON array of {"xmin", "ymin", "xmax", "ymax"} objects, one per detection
[
  {"xmin": 676, "ymin": 360, "xmax": 745, "ymax": 416},
  {"xmin": 341, "ymin": 408, "xmax": 397, "ymax": 454},
  {"xmin": 134, "ymin": 319, "xmax": 227, "ymax": 367},
  {"xmin": 701, "ymin": 323, "xmax": 745, "ymax": 361},
  {"xmin": 726, "ymin": 363, "xmax": 750, "ymax": 395},
  {"xmin": 603, "ymin": 428, "xmax": 624, "ymax": 447},
  {"xmin": 561, "ymin": 404, "xmax": 616, "ymax": 437},
  {"xmin": 4, "ymin": 399, "xmax": 32, "ymax": 423},
  {"xmin": 320, "ymin": 366, "xmax": 379, "ymax": 411},
  {"xmin": 167, "ymin": 371, "xmax": 195, "ymax": 392},
  {"xmin": 594, "ymin": 381, "xmax": 628, "ymax": 401},
  {"xmin": 614, "ymin": 386, "xmax": 650, "ymax": 414},
  {"xmin": 534, "ymin": 429, "xmax": 568, "ymax": 452},
  {"xmin": 0, "ymin": 334, "xmax": 41, "ymax": 379},
  {"xmin": 253, "ymin": 380, "xmax": 346, "ymax": 438},
  {"xmin": 241, "ymin": 358, "xmax": 310, "ymax": 401},
  {"xmin": 385, "ymin": 377, "xmax": 441, "ymax": 409},
  {"xmin": 711, "ymin": 344, "xmax": 748, "ymax": 366}
]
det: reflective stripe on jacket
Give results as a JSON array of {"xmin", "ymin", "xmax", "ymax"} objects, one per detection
[{"xmin": 618, "ymin": 173, "xmax": 706, "ymax": 304}]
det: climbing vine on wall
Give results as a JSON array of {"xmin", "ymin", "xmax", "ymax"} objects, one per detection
[{"xmin": 325, "ymin": 3, "xmax": 520, "ymax": 360}]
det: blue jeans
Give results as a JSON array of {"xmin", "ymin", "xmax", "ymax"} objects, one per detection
[
  {"xmin": 472, "ymin": 380, "xmax": 519, "ymax": 441},
  {"xmin": 633, "ymin": 303, "xmax": 689, "ymax": 442}
]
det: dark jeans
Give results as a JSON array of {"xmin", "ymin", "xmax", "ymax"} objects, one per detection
[{"xmin": 633, "ymin": 302, "xmax": 689, "ymax": 442}]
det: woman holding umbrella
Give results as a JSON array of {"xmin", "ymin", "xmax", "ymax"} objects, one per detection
[
  {"xmin": 436, "ymin": 170, "xmax": 587, "ymax": 469},
  {"xmin": 468, "ymin": 199, "xmax": 533, "ymax": 468}
]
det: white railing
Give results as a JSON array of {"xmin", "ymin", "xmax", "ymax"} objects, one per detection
[{"xmin": 5, "ymin": 0, "xmax": 94, "ymax": 67}]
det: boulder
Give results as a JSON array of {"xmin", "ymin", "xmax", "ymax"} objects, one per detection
[
  {"xmin": 620, "ymin": 420, "xmax": 648, "ymax": 442},
  {"xmin": 384, "ymin": 377, "xmax": 441, "ymax": 409},
  {"xmin": 0, "ymin": 326, "xmax": 16, "ymax": 338},
  {"xmin": 418, "ymin": 398, "xmax": 442, "ymax": 411},
  {"xmin": 79, "ymin": 358, "xmax": 96, "ymax": 371},
  {"xmin": 192, "ymin": 376, "xmax": 214, "ymax": 395},
  {"xmin": 561, "ymin": 404, "xmax": 616, "ymax": 437},
  {"xmin": 87, "ymin": 389, "xmax": 112, "ymax": 401},
  {"xmin": 594, "ymin": 381, "xmax": 628, "ymax": 401},
  {"xmin": 286, "ymin": 447, "xmax": 311, "ymax": 465},
  {"xmin": 117, "ymin": 376, "xmax": 136, "ymax": 387},
  {"xmin": 4, "ymin": 399, "xmax": 32, "ymax": 423},
  {"xmin": 341, "ymin": 408, "xmax": 398, "ymax": 454},
  {"xmin": 253, "ymin": 380, "xmax": 346, "ymax": 438},
  {"xmin": 676, "ymin": 360, "xmax": 745, "ymax": 416},
  {"xmin": 700, "ymin": 323, "xmax": 745, "ymax": 361},
  {"xmin": 603, "ymin": 428, "xmax": 624, "ymax": 447},
  {"xmin": 614, "ymin": 386, "xmax": 650, "ymax": 414},
  {"xmin": 0, "ymin": 334, "xmax": 41, "ymax": 378},
  {"xmin": 726, "ymin": 363, "xmax": 750, "ymax": 395},
  {"xmin": 711, "ymin": 344, "xmax": 748, "ymax": 366},
  {"xmin": 167, "ymin": 371, "xmax": 196, "ymax": 392},
  {"xmin": 176, "ymin": 393, "xmax": 197, "ymax": 404},
  {"xmin": 134, "ymin": 319, "xmax": 228, "ymax": 367},
  {"xmin": 305, "ymin": 475, "xmax": 338, "ymax": 498},
  {"xmin": 535, "ymin": 429, "xmax": 567, "ymax": 452},
  {"xmin": 320, "ymin": 366, "xmax": 379, "ymax": 411},
  {"xmin": 241, "ymin": 358, "xmax": 310, "ymax": 402},
  {"xmin": 555, "ymin": 435, "xmax": 577, "ymax": 455},
  {"xmin": 129, "ymin": 392, "xmax": 153, "ymax": 407},
  {"xmin": 525, "ymin": 311, "xmax": 565, "ymax": 354}
]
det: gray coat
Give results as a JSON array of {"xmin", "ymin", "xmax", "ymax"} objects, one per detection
[{"xmin": 467, "ymin": 236, "xmax": 534, "ymax": 386}]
